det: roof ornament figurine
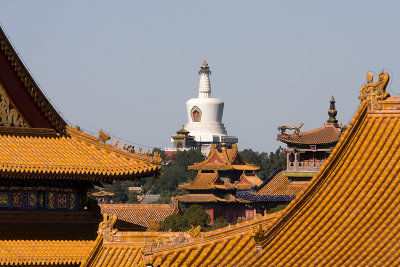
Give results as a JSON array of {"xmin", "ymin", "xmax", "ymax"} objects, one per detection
[
  {"xmin": 277, "ymin": 122, "xmax": 304, "ymax": 135},
  {"xmin": 97, "ymin": 130, "xmax": 110, "ymax": 143},
  {"xmin": 97, "ymin": 213, "xmax": 117, "ymax": 242},
  {"xmin": 186, "ymin": 225, "xmax": 202, "ymax": 239},
  {"xmin": 121, "ymin": 142, "xmax": 127, "ymax": 150},
  {"xmin": 359, "ymin": 71, "xmax": 390, "ymax": 110},
  {"xmin": 113, "ymin": 139, "xmax": 119, "ymax": 147},
  {"xmin": 252, "ymin": 224, "xmax": 267, "ymax": 251}
]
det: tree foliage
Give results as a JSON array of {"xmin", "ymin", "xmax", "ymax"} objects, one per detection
[
  {"xmin": 160, "ymin": 204, "xmax": 211, "ymax": 232},
  {"xmin": 209, "ymin": 217, "xmax": 229, "ymax": 230},
  {"xmin": 240, "ymin": 148, "xmax": 286, "ymax": 180}
]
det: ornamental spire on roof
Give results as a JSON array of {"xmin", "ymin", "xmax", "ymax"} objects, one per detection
[
  {"xmin": 326, "ymin": 96, "xmax": 338, "ymax": 126},
  {"xmin": 198, "ymin": 60, "xmax": 211, "ymax": 98}
]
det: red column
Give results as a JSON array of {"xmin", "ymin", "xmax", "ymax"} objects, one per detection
[{"xmin": 206, "ymin": 208, "xmax": 214, "ymax": 223}]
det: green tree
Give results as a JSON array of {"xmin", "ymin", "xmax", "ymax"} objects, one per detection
[
  {"xmin": 144, "ymin": 149, "xmax": 204, "ymax": 195},
  {"xmin": 209, "ymin": 217, "xmax": 229, "ymax": 231},
  {"xmin": 127, "ymin": 191, "xmax": 139, "ymax": 203},
  {"xmin": 160, "ymin": 204, "xmax": 210, "ymax": 231},
  {"xmin": 268, "ymin": 204, "xmax": 288, "ymax": 214},
  {"xmin": 240, "ymin": 148, "xmax": 286, "ymax": 180}
]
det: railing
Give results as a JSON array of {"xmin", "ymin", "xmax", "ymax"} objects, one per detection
[{"xmin": 287, "ymin": 161, "xmax": 325, "ymax": 172}]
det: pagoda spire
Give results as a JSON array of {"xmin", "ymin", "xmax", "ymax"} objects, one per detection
[
  {"xmin": 327, "ymin": 96, "xmax": 338, "ymax": 126},
  {"xmin": 198, "ymin": 60, "xmax": 211, "ymax": 98}
]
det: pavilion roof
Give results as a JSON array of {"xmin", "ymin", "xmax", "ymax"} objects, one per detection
[
  {"xmin": 188, "ymin": 143, "xmax": 259, "ymax": 171},
  {"xmin": 277, "ymin": 123, "xmax": 343, "ymax": 145}
]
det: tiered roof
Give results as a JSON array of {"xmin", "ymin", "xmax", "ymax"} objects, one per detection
[
  {"xmin": 237, "ymin": 170, "xmax": 309, "ymax": 202},
  {"xmin": 134, "ymin": 71, "xmax": 400, "ymax": 266},
  {"xmin": 99, "ymin": 202, "xmax": 179, "ymax": 229},
  {"xmin": 177, "ymin": 143, "xmax": 262, "ymax": 203}
]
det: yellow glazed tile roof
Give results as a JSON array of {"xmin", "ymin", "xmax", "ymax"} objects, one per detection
[
  {"xmin": 0, "ymin": 239, "xmax": 95, "ymax": 265},
  {"xmin": 0, "ymin": 126, "xmax": 161, "ymax": 181},
  {"xmin": 257, "ymin": 171, "xmax": 308, "ymax": 196},
  {"xmin": 82, "ymin": 212, "xmax": 280, "ymax": 267},
  {"xmin": 277, "ymin": 124, "xmax": 342, "ymax": 145},
  {"xmin": 131, "ymin": 72, "xmax": 400, "ymax": 267},
  {"xmin": 99, "ymin": 203, "xmax": 178, "ymax": 228}
]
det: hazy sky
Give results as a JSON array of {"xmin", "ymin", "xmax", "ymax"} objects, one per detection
[{"xmin": 0, "ymin": 1, "xmax": 399, "ymax": 152}]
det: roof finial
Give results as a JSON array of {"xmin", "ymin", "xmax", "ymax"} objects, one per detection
[
  {"xmin": 327, "ymin": 96, "xmax": 338, "ymax": 126},
  {"xmin": 199, "ymin": 60, "xmax": 211, "ymax": 75}
]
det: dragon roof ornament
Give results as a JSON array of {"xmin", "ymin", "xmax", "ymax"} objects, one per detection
[
  {"xmin": 98, "ymin": 213, "xmax": 117, "ymax": 242},
  {"xmin": 359, "ymin": 72, "xmax": 390, "ymax": 110}
]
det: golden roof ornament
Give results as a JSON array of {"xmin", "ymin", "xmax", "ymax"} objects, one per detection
[
  {"xmin": 202, "ymin": 59, "xmax": 207, "ymax": 67},
  {"xmin": 359, "ymin": 72, "xmax": 390, "ymax": 110},
  {"xmin": 186, "ymin": 225, "xmax": 202, "ymax": 239},
  {"xmin": 98, "ymin": 213, "xmax": 117, "ymax": 241},
  {"xmin": 252, "ymin": 224, "xmax": 267, "ymax": 246}
]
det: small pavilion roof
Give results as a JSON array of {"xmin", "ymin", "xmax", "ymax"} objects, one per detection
[
  {"xmin": 176, "ymin": 125, "xmax": 190, "ymax": 135},
  {"xmin": 188, "ymin": 143, "xmax": 259, "ymax": 171},
  {"xmin": 277, "ymin": 124, "xmax": 342, "ymax": 145}
]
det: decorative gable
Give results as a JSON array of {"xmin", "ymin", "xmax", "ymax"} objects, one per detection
[
  {"xmin": 0, "ymin": 82, "xmax": 30, "ymax": 127},
  {"xmin": 207, "ymin": 154, "xmax": 225, "ymax": 165}
]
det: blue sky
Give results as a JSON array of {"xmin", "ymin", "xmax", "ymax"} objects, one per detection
[{"xmin": 0, "ymin": 1, "xmax": 399, "ymax": 152}]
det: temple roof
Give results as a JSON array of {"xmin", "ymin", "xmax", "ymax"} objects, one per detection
[
  {"xmin": 188, "ymin": 143, "xmax": 259, "ymax": 171},
  {"xmin": 176, "ymin": 125, "xmax": 190, "ymax": 135},
  {"xmin": 99, "ymin": 203, "xmax": 179, "ymax": 229},
  {"xmin": 0, "ymin": 126, "xmax": 161, "ymax": 181},
  {"xmin": 277, "ymin": 124, "xmax": 342, "ymax": 145},
  {"xmin": 237, "ymin": 170, "xmax": 309, "ymax": 202},
  {"xmin": 278, "ymin": 97, "xmax": 344, "ymax": 146}
]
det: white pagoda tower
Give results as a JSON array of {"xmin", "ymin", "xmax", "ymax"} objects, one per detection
[{"xmin": 165, "ymin": 61, "xmax": 238, "ymax": 156}]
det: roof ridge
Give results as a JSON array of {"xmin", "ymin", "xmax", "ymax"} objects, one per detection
[{"xmin": 67, "ymin": 126, "xmax": 161, "ymax": 165}]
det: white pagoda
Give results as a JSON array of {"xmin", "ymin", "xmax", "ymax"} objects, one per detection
[{"xmin": 165, "ymin": 61, "xmax": 238, "ymax": 156}]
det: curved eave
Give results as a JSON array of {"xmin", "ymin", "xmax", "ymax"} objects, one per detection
[{"xmin": 0, "ymin": 167, "xmax": 161, "ymax": 182}]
